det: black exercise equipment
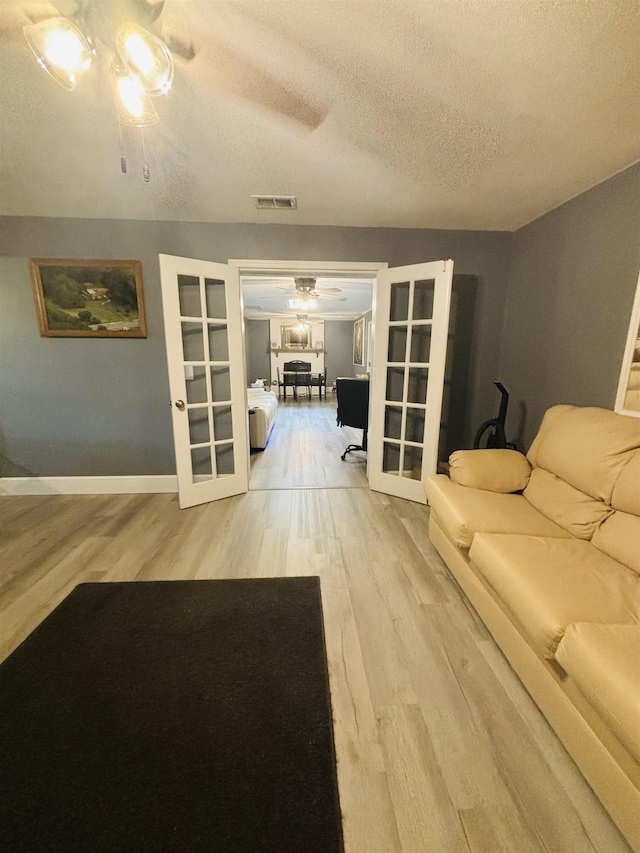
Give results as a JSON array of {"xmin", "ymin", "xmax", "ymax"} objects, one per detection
[{"xmin": 473, "ymin": 382, "xmax": 517, "ymax": 450}]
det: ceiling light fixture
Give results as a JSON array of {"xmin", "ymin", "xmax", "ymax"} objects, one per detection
[
  {"xmin": 288, "ymin": 295, "xmax": 318, "ymax": 311},
  {"xmin": 292, "ymin": 315, "xmax": 310, "ymax": 333},
  {"xmin": 23, "ymin": 2, "xmax": 177, "ymax": 181},
  {"xmin": 24, "ymin": 17, "xmax": 93, "ymax": 91}
]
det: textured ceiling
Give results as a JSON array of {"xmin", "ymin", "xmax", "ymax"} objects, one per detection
[{"xmin": 0, "ymin": 0, "xmax": 638, "ymax": 230}]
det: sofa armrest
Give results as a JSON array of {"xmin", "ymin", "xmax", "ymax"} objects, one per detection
[{"xmin": 449, "ymin": 449, "xmax": 531, "ymax": 493}]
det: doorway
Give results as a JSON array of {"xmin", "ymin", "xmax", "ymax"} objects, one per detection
[{"xmin": 237, "ymin": 260, "xmax": 380, "ymax": 491}]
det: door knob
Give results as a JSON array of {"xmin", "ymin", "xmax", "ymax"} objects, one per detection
[{"xmin": 175, "ymin": 400, "xmax": 186, "ymax": 411}]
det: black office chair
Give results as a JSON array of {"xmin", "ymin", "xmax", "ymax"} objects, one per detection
[{"xmin": 336, "ymin": 377, "xmax": 369, "ymax": 460}]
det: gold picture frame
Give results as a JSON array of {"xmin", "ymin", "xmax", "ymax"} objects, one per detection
[
  {"xmin": 31, "ymin": 258, "xmax": 147, "ymax": 338},
  {"xmin": 353, "ymin": 316, "xmax": 365, "ymax": 366},
  {"xmin": 615, "ymin": 270, "xmax": 640, "ymax": 417}
]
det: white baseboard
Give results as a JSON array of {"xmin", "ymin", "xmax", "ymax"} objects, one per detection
[{"xmin": 0, "ymin": 475, "xmax": 178, "ymax": 496}]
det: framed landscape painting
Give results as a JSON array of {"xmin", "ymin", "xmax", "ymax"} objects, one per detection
[
  {"xmin": 615, "ymin": 270, "xmax": 640, "ymax": 417},
  {"xmin": 31, "ymin": 258, "xmax": 147, "ymax": 338}
]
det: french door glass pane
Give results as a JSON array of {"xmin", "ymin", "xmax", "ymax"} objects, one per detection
[
  {"xmin": 205, "ymin": 279, "xmax": 227, "ymax": 319},
  {"xmin": 208, "ymin": 324, "xmax": 229, "ymax": 361},
  {"xmin": 191, "ymin": 447, "xmax": 213, "ymax": 482},
  {"xmin": 388, "ymin": 326, "xmax": 407, "ymax": 362},
  {"xmin": 383, "ymin": 441, "xmax": 401, "ymax": 474},
  {"xmin": 215, "ymin": 443, "xmax": 235, "ymax": 476},
  {"xmin": 405, "ymin": 407, "xmax": 426, "ymax": 443},
  {"xmin": 413, "ymin": 280, "xmax": 435, "ymax": 320},
  {"xmin": 182, "ymin": 322, "xmax": 204, "ymax": 361},
  {"xmin": 384, "ymin": 406, "xmax": 403, "ymax": 440},
  {"xmin": 403, "ymin": 445, "xmax": 423, "ymax": 480},
  {"xmin": 213, "ymin": 405, "xmax": 233, "ymax": 441},
  {"xmin": 210, "ymin": 367, "xmax": 231, "ymax": 402},
  {"xmin": 410, "ymin": 326, "xmax": 432, "ymax": 363},
  {"xmin": 386, "ymin": 367, "xmax": 404, "ymax": 402},
  {"xmin": 186, "ymin": 366, "xmax": 207, "ymax": 404},
  {"xmin": 407, "ymin": 367, "xmax": 428, "ymax": 405},
  {"xmin": 390, "ymin": 282, "xmax": 410, "ymax": 321},
  {"xmin": 178, "ymin": 275, "xmax": 201, "ymax": 317},
  {"xmin": 188, "ymin": 408, "xmax": 210, "ymax": 445}
]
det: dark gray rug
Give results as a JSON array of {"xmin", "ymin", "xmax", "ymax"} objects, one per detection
[{"xmin": 0, "ymin": 578, "xmax": 344, "ymax": 853}]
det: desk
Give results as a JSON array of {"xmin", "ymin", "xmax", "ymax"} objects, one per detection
[{"xmin": 281, "ymin": 372, "xmax": 326, "ymax": 400}]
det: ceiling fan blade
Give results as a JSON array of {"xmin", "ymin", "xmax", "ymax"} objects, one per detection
[
  {"xmin": 161, "ymin": 26, "xmax": 196, "ymax": 61},
  {"xmin": 129, "ymin": 0, "xmax": 165, "ymax": 26},
  {"xmin": 316, "ymin": 293, "xmax": 347, "ymax": 301},
  {"xmin": 20, "ymin": 1, "xmax": 76, "ymax": 24},
  {"xmin": 193, "ymin": 35, "xmax": 326, "ymax": 131},
  {"xmin": 316, "ymin": 287, "xmax": 342, "ymax": 293}
]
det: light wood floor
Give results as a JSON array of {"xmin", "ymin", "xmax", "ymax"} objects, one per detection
[
  {"xmin": 0, "ymin": 402, "xmax": 631, "ymax": 853},
  {"xmin": 250, "ymin": 396, "xmax": 368, "ymax": 490}
]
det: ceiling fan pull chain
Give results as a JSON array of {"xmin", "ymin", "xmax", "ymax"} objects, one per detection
[
  {"xmin": 141, "ymin": 127, "xmax": 150, "ymax": 183},
  {"xmin": 118, "ymin": 123, "xmax": 127, "ymax": 175},
  {"xmin": 141, "ymin": 127, "xmax": 149, "ymax": 182}
]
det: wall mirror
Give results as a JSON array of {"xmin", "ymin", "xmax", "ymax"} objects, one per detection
[{"xmin": 281, "ymin": 325, "xmax": 312, "ymax": 348}]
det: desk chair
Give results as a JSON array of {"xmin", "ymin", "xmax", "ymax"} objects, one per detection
[
  {"xmin": 284, "ymin": 361, "xmax": 312, "ymax": 400},
  {"xmin": 276, "ymin": 367, "xmax": 293, "ymax": 400},
  {"xmin": 310, "ymin": 367, "xmax": 327, "ymax": 399},
  {"xmin": 336, "ymin": 377, "xmax": 369, "ymax": 460}
]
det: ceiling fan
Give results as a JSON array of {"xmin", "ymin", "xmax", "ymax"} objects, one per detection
[
  {"xmin": 14, "ymin": 0, "xmax": 326, "ymax": 130},
  {"xmin": 267, "ymin": 277, "xmax": 347, "ymax": 303},
  {"xmin": 16, "ymin": 0, "xmax": 194, "ymax": 134}
]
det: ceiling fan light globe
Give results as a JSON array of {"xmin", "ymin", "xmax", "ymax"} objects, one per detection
[
  {"xmin": 289, "ymin": 296, "xmax": 318, "ymax": 311},
  {"xmin": 115, "ymin": 23, "xmax": 174, "ymax": 96},
  {"xmin": 115, "ymin": 75, "xmax": 159, "ymax": 126},
  {"xmin": 24, "ymin": 18, "xmax": 93, "ymax": 92}
]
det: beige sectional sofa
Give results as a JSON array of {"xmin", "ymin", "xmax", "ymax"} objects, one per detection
[
  {"xmin": 247, "ymin": 387, "xmax": 278, "ymax": 449},
  {"xmin": 425, "ymin": 405, "xmax": 640, "ymax": 851}
]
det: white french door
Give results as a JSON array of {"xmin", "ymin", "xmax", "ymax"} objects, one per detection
[
  {"xmin": 368, "ymin": 260, "xmax": 454, "ymax": 503},
  {"xmin": 159, "ymin": 254, "xmax": 249, "ymax": 509}
]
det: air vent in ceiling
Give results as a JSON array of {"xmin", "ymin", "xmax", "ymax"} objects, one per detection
[{"xmin": 252, "ymin": 195, "xmax": 297, "ymax": 210}]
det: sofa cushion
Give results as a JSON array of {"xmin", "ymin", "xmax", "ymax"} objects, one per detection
[
  {"xmin": 556, "ymin": 624, "xmax": 640, "ymax": 763},
  {"xmin": 526, "ymin": 404, "xmax": 574, "ymax": 468},
  {"xmin": 611, "ymin": 451, "xmax": 640, "ymax": 515},
  {"xmin": 523, "ymin": 467, "xmax": 613, "ymax": 540},
  {"xmin": 592, "ymin": 511, "xmax": 640, "ymax": 576},
  {"xmin": 529, "ymin": 406, "xmax": 640, "ymax": 503},
  {"xmin": 469, "ymin": 534, "xmax": 640, "ymax": 659},
  {"xmin": 425, "ymin": 475, "xmax": 571, "ymax": 550},
  {"xmin": 449, "ymin": 449, "xmax": 531, "ymax": 493}
]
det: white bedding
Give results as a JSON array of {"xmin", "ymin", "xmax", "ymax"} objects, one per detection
[{"xmin": 247, "ymin": 388, "xmax": 278, "ymax": 449}]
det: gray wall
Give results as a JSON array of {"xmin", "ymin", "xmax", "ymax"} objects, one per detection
[
  {"xmin": 499, "ymin": 163, "xmax": 640, "ymax": 449},
  {"xmin": 0, "ymin": 217, "xmax": 512, "ymax": 476},
  {"xmin": 244, "ymin": 319, "xmax": 271, "ymax": 385},
  {"xmin": 325, "ymin": 320, "xmax": 356, "ymax": 385}
]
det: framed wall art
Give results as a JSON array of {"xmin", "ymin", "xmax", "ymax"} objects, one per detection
[
  {"xmin": 353, "ymin": 316, "xmax": 365, "ymax": 366},
  {"xmin": 615, "ymin": 270, "xmax": 640, "ymax": 417},
  {"xmin": 31, "ymin": 258, "xmax": 147, "ymax": 338}
]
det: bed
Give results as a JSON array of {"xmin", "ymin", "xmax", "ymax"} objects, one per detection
[{"xmin": 247, "ymin": 388, "xmax": 278, "ymax": 449}]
